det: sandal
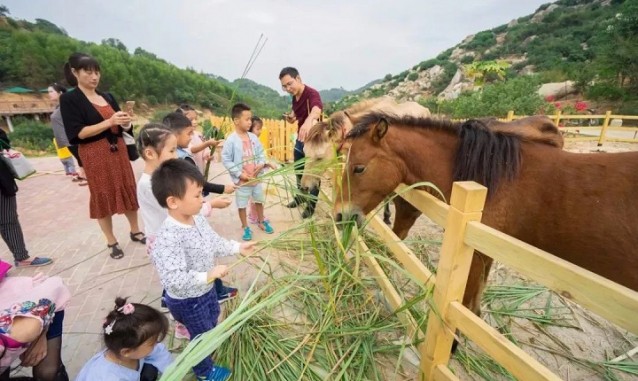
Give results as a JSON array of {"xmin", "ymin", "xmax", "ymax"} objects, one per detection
[
  {"xmin": 130, "ymin": 232, "xmax": 147, "ymax": 244},
  {"xmin": 108, "ymin": 242, "xmax": 124, "ymax": 259}
]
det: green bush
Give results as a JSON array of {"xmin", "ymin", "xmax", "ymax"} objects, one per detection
[
  {"xmin": 466, "ymin": 31, "xmax": 496, "ymax": 50},
  {"xmin": 9, "ymin": 119, "xmax": 54, "ymax": 152},
  {"xmin": 460, "ymin": 55, "xmax": 474, "ymax": 64},
  {"xmin": 586, "ymin": 83, "xmax": 628, "ymax": 101},
  {"xmin": 407, "ymin": 72, "xmax": 419, "ymax": 81}
]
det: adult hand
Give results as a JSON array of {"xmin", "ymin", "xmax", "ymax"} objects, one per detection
[
  {"xmin": 209, "ymin": 265, "xmax": 229, "ymax": 279},
  {"xmin": 210, "ymin": 197, "xmax": 232, "ymax": 209},
  {"xmin": 297, "ymin": 122, "xmax": 311, "ymax": 143},
  {"xmin": 109, "ymin": 111, "xmax": 131, "ymax": 127},
  {"xmin": 224, "ymin": 184, "xmax": 238, "ymax": 194},
  {"xmin": 283, "ymin": 113, "xmax": 296, "ymax": 124},
  {"xmin": 239, "ymin": 242, "xmax": 257, "ymax": 256},
  {"xmin": 20, "ymin": 333, "xmax": 47, "ymax": 367}
]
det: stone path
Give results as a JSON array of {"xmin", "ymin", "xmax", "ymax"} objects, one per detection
[{"xmin": 0, "ymin": 156, "xmax": 302, "ymax": 378}]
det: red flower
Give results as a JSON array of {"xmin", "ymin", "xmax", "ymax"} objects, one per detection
[
  {"xmin": 575, "ymin": 101, "xmax": 588, "ymax": 112},
  {"xmin": 545, "ymin": 95, "xmax": 556, "ymax": 102},
  {"xmin": 554, "ymin": 102, "xmax": 562, "ymax": 109}
]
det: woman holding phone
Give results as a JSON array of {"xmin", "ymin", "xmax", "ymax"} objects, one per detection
[{"xmin": 60, "ymin": 53, "xmax": 145, "ymax": 260}]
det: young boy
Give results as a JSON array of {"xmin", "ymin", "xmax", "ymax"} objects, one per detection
[
  {"xmin": 222, "ymin": 103, "xmax": 274, "ymax": 241},
  {"xmin": 150, "ymin": 159, "xmax": 255, "ymax": 381},
  {"xmin": 163, "ymin": 112, "xmax": 239, "ymax": 302}
]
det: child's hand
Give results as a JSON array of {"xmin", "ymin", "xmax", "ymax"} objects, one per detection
[
  {"xmin": 267, "ymin": 162, "xmax": 277, "ymax": 170},
  {"xmin": 206, "ymin": 139, "xmax": 221, "ymax": 148},
  {"xmin": 239, "ymin": 242, "xmax": 257, "ymax": 256},
  {"xmin": 208, "ymin": 265, "xmax": 229, "ymax": 280},
  {"xmin": 210, "ymin": 197, "xmax": 232, "ymax": 209},
  {"xmin": 224, "ymin": 184, "xmax": 238, "ymax": 194}
]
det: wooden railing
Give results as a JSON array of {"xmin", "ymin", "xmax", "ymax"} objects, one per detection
[
  {"xmin": 209, "ymin": 116, "xmax": 297, "ymax": 162},
  {"xmin": 0, "ymin": 100, "xmax": 55, "ymax": 116},
  {"xmin": 336, "ymin": 179, "xmax": 638, "ymax": 380}
]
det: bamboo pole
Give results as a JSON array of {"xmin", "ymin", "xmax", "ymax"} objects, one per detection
[{"xmin": 597, "ymin": 110, "xmax": 613, "ymax": 146}]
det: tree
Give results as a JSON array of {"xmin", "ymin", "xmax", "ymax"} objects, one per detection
[
  {"xmin": 101, "ymin": 38, "xmax": 128, "ymax": 52},
  {"xmin": 0, "ymin": 5, "xmax": 9, "ymax": 17},
  {"xmin": 463, "ymin": 60, "xmax": 511, "ymax": 88}
]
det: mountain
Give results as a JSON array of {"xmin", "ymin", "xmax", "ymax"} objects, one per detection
[
  {"xmin": 224, "ymin": 78, "xmax": 290, "ymax": 118},
  {"xmin": 0, "ymin": 13, "xmax": 285, "ymax": 117},
  {"xmin": 334, "ymin": 0, "xmax": 637, "ymax": 114},
  {"xmin": 319, "ymin": 88, "xmax": 350, "ymax": 103}
]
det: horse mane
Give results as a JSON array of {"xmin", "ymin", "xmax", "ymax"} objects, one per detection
[
  {"xmin": 349, "ymin": 112, "xmax": 525, "ymax": 194},
  {"xmin": 305, "ymin": 110, "xmax": 351, "ymax": 145}
]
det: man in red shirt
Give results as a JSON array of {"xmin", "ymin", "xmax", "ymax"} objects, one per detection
[{"xmin": 279, "ymin": 67, "xmax": 323, "ymax": 218}]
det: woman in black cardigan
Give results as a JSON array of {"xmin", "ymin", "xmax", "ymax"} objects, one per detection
[
  {"xmin": 60, "ymin": 53, "xmax": 145, "ymax": 259},
  {"xmin": 0, "ymin": 130, "xmax": 53, "ymax": 267}
]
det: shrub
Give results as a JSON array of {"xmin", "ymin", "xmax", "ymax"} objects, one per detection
[
  {"xmin": 407, "ymin": 72, "xmax": 419, "ymax": 81},
  {"xmin": 586, "ymin": 83, "xmax": 628, "ymax": 101},
  {"xmin": 9, "ymin": 119, "xmax": 54, "ymax": 152}
]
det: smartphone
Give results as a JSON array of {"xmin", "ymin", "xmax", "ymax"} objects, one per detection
[{"xmin": 125, "ymin": 101, "xmax": 135, "ymax": 114}]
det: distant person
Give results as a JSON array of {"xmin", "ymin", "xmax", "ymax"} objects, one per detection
[
  {"xmin": 59, "ymin": 53, "xmax": 146, "ymax": 260},
  {"xmin": 75, "ymin": 297, "xmax": 171, "ymax": 381},
  {"xmin": 48, "ymin": 83, "xmax": 87, "ymax": 185},
  {"xmin": 222, "ymin": 104, "xmax": 274, "ymax": 241},
  {"xmin": 150, "ymin": 159, "xmax": 256, "ymax": 381},
  {"xmin": 0, "ymin": 129, "xmax": 53, "ymax": 267},
  {"xmin": 279, "ymin": 67, "xmax": 323, "ymax": 218}
]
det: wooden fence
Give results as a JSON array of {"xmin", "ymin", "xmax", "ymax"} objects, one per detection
[
  {"xmin": 504, "ymin": 110, "xmax": 638, "ymax": 146},
  {"xmin": 209, "ymin": 115, "xmax": 297, "ymax": 162},
  {"xmin": 334, "ymin": 175, "xmax": 638, "ymax": 380}
]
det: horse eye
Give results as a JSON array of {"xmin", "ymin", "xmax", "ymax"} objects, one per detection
[{"xmin": 353, "ymin": 165, "xmax": 366, "ymax": 174}]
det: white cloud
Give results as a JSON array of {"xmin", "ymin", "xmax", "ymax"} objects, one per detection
[{"xmin": 3, "ymin": 0, "xmax": 552, "ymax": 92}]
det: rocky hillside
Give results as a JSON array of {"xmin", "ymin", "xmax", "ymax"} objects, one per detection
[{"xmin": 333, "ymin": 0, "xmax": 635, "ymax": 111}]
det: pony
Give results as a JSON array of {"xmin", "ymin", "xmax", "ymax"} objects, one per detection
[
  {"xmin": 334, "ymin": 113, "xmax": 638, "ymax": 318},
  {"xmin": 302, "ymin": 96, "xmax": 563, "ymax": 231}
]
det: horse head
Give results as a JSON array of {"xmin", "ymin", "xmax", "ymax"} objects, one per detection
[{"xmin": 300, "ymin": 111, "xmax": 353, "ymax": 192}]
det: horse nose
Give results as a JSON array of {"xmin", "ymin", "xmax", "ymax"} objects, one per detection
[
  {"xmin": 300, "ymin": 186, "xmax": 309, "ymax": 193},
  {"xmin": 336, "ymin": 212, "xmax": 343, "ymax": 223}
]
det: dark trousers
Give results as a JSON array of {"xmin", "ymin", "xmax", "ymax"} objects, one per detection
[
  {"xmin": 293, "ymin": 140, "xmax": 319, "ymax": 211},
  {"xmin": 164, "ymin": 288, "xmax": 220, "ymax": 377},
  {"xmin": 0, "ymin": 195, "xmax": 29, "ymax": 262}
]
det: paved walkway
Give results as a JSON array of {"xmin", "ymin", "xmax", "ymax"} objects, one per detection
[{"xmin": 0, "ymin": 156, "xmax": 303, "ymax": 378}]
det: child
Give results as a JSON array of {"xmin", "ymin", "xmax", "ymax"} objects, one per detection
[
  {"xmin": 135, "ymin": 124, "xmax": 233, "ymax": 340},
  {"xmin": 163, "ymin": 112, "xmax": 233, "ymax": 194},
  {"xmin": 222, "ymin": 104, "xmax": 274, "ymax": 241},
  {"xmin": 247, "ymin": 116, "xmax": 276, "ymax": 224},
  {"xmin": 177, "ymin": 104, "xmax": 220, "ymax": 174},
  {"xmin": 150, "ymin": 159, "xmax": 255, "ymax": 381},
  {"xmin": 76, "ymin": 297, "xmax": 171, "ymax": 381}
]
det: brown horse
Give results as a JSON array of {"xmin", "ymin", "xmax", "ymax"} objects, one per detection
[
  {"xmin": 304, "ymin": 99, "xmax": 563, "ymax": 232},
  {"xmin": 334, "ymin": 113, "xmax": 638, "ymax": 317}
]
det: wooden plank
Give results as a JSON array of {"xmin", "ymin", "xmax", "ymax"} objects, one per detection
[
  {"xmin": 598, "ymin": 110, "xmax": 612, "ymax": 146},
  {"xmin": 606, "ymin": 138, "xmax": 638, "ymax": 143},
  {"xmin": 395, "ymin": 184, "xmax": 449, "ymax": 227},
  {"xmin": 367, "ymin": 214, "xmax": 435, "ymax": 287},
  {"xmin": 420, "ymin": 182, "xmax": 488, "ymax": 380},
  {"xmin": 464, "ymin": 222, "xmax": 638, "ymax": 335},
  {"xmin": 564, "ymin": 137, "xmax": 600, "ymax": 142},
  {"xmin": 355, "ymin": 236, "xmax": 422, "ymax": 339},
  {"xmin": 432, "ymin": 364, "xmax": 459, "ymax": 381},
  {"xmin": 447, "ymin": 302, "xmax": 561, "ymax": 381}
]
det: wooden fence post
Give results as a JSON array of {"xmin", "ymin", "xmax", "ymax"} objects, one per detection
[
  {"xmin": 506, "ymin": 110, "xmax": 514, "ymax": 121},
  {"xmin": 420, "ymin": 181, "xmax": 487, "ymax": 380},
  {"xmin": 597, "ymin": 110, "xmax": 613, "ymax": 147},
  {"xmin": 553, "ymin": 110, "xmax": 562, "ymax": 126}
]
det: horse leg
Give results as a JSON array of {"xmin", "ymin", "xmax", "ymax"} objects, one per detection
[
  {"xmin": 383, "ymin": 200, "xmax": 392, "ymax": 225},
  {"xmin": 391, "ymin": 196, "xmax": 421, "ymax": 240},
  {"xmin": 451, "ymin": 251, "xmax": 493, "ymax": 353}
]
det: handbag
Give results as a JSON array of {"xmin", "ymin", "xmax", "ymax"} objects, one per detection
[
  {"xmin": 122, "ymin": 130, "xmax": 139, "ymax": 161},
  {"xmin": 0, "ymin": 149, "xmax": 36, "ymax": 180}
]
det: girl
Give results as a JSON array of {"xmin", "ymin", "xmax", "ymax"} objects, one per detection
[
  {"xmin": 76, "ymin": 298, "xmax": 171, "ymax": 381},
  {"xmin": 247, "ymin": 116, "xmax": 276, "ymax": 224},
  {"xmin": 135, "ymin": 124, "xmax": 234, "ymax": 340},
  {"xmin": 59, "ymin": 52, "xmax": 145, "ymax": 260}
]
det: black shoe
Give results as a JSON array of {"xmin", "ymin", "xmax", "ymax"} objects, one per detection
[
  {"xmin": 301, "ymin": 206, "xmax": 315, "ymax": 219},
  {"xmin": 287, "ymin": 197, "xmax": 305, "ymax": 208},
  {"xmin": 217, "ymin": 286, "xmax": 238, "ymax": 304}
]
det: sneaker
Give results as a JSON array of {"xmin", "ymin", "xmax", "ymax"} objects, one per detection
[
  {"xmin": 259, "ymin": 221, "xmax": 274, "ymax": 234},
  {"xmin": 174, "ymin": 322, "xmax": 190, "ymax": 340},
  {"xmin": 197, "ymin": 366, "xmax": 232, "ymax": 381},
  {"xmin": 242, "ymin": 226, "xmax": 252, "ymax": 241},
  {"xmin": 217, "ymin": 286, "xmax": 238, "ymax": 304},
  {"xmin": 15, "ymin": 257, "xmax": 53, "ymax": 268}
]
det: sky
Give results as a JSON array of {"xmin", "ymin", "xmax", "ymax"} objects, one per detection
[{"xmin": 3, "ymin": 0, "xmax": 553, "ymax": 93}]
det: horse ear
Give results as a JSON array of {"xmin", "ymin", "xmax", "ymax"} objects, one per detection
[{"xmin": 372, "ymin": 118, "xmax": 388, "ymax": 142}]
